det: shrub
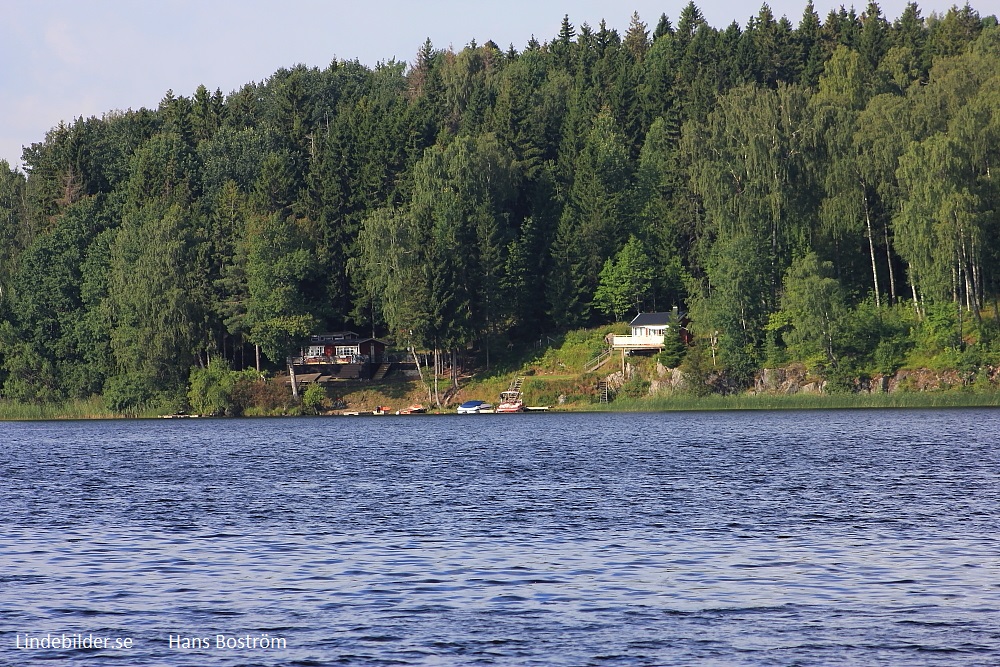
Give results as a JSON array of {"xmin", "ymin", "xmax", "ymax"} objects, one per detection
[
  {"xmin": 679, "ymin": 344, "xmax": 714, "ymax": 397},
  {"xmin": 620, "ymin": 375, "xmax": 651, "ymax": 398},
  {"xmin": 188, "ymin": 363, "xmax": 235, "ymax": 416},
  {"xmin": 188, "ymin": 363, "xmax": 266, "ymax": 416},
  {"xmin": 104, "ymin": 373, "xmax": 155, "ymax": 415},
  {"xmin": 301, "ymin": 382, "xmax": 327, "ymax": 414}
]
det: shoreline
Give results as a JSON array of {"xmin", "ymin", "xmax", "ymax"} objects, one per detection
[{"xmin": 4, "ymin": 390, "xmax": 1000, "ymax": 421}]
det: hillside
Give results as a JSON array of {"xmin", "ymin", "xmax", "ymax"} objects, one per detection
[{"xmin": 2, "ymin": 3, "xmax": 1000, "ymax": 415}]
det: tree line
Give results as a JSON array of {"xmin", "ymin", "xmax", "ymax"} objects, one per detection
[{"xmin": 1, "ymin": 1, "xmax": 998, "ymax": 408}]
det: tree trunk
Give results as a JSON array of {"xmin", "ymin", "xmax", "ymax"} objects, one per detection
[
  {"xmin": 864, "ymin": 193, "xmax": 881, "ymax": 308},
  {"xmin": 883, "ymin": 220, "xmax": 896, "ymax": 304},
  {"xmin": 959, "ymin": 230, "xmax": 981, "ymax": 322},
  {"xmin": 433, "ymin": 346, "xmax": 440, "ymax": 408},
  {"xmin": 410, "ymin": 346, "xmax": 424, "ymax": 382}
]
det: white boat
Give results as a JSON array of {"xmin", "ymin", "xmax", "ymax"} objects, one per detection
[
  {"xmin": 457, "ymin": 400, "xmax": 492, "ymax": 414},
  {"xmin": 495, "ymin": 390, "xmax": 524, "ymax": 413}
]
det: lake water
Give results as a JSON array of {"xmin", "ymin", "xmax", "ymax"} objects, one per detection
[{"xmin": 1, "ymin": 409, "xmax": 999, "ymax": 666}]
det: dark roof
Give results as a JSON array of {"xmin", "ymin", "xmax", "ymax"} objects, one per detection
[
  {"xmin": 310, "ymin": 331, "xmax": 359, "ymax": 342},
  {"xmin": 629, "ymin": 311, "xmax": 684, "ymax": 326},
  {"xmin": 356, "ymin": 338, "xmax": 389, "ymax": 346}
]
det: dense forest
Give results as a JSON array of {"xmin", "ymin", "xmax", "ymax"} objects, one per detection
[{"xmin": 1, "ymin": 1, "xmax": 999, "ymax": 409}]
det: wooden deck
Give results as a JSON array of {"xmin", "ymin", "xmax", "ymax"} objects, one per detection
[{"xmin": 608, "ymin": 334, "xmax": 665, "ymax": 350}]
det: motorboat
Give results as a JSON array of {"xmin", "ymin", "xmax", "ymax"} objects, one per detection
[
  {"xmin": 457, "ymin": 400, "xmax": 492, "ymax": 414},
  {"xmin": 495, "ymin": 390, "xmax": 524, "ymax": 413}
]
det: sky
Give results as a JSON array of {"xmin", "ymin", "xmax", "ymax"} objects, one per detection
[{"xmin": 0, "ymin": 0, "xmax": 981, "ymax": 168}]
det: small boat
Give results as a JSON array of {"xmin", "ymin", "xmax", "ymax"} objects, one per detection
[
  {"xmin": 457, "ymin": 400, "xmax": 492, "ymax": 414},
  {"xmin": 396, "ymin": 403, "xmax": 426, "ymax": 415},
  {"xmin": 495, "ymin": 390, "xmax": 524, "ymax": 413}
]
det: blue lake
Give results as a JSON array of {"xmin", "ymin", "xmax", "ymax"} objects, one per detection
[{"xmin": 1, "ymin": 410, "xmax": 999, "ymax": 665}]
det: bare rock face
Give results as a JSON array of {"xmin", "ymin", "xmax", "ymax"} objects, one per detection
[
  {"xmin": 605, "ymin": 371, "xmax": 626, "ymax": 392},
  {"xmin": 888, "ymin": 368, "xmax": 966, "ymax": 392},
  {"xmin": 758, "ymin": 367, "xmax": 786, "ymax": 392},
  {"xmin": 754, "ymin": 365, "xmax": 997, "ymax": 396},
  {"xmin": 647, "ymin": 367, "xmax": 686, "ymax": 394},
  {"xmin": 671, "ymin": 368, "xmax": 686, "ymax": 391},
  {"xmin": 755, "ymin": 364, "xmax": 822, "ymax": 394}
]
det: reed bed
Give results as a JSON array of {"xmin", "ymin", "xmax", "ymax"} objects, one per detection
[
  {"xmin": 604, "ymin": 391, "xmax": 1000, "ymax": 412},
  {"xmin": 0, "ymin": 396, "xmax": 116, "ymax": 421}
]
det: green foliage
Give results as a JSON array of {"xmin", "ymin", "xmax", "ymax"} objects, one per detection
[
  {"xmin": 688, "ymin": 234, "xmax": 770, "ymax": 387},
  {"xmin": 4, "ymin": 10, "xmax": 1000, "ymax": 406},
  {"xmin": 594, "ymin": 235, "xmax": 655, "ymax": 320},
  {"xmin": 656, "ymin": 324, "xmax": 686, "ymax": 368},
  {"xmin": 301, "ymin": 382, "xmax": 327, "ymax": 415},
  {"xmin": 627, "ymin": 390, "xmax": 1000, "ymax": 412},
  {"xmin": 679, "ymin": 343, "xmax": 715, "ymax": 397},
  {"xmin": 189, "ymin": 364, "xmax": 233, "ymax": 416},
  {"xmin": 108, "ymin": 201, "xmax": 205, "ymax": 392},
  {"xmin": 619, "ymin": 374, "xmax": 651, "ymax": 398},
  {"xmin": 548, "ymin": 108, "xmax": 634, "ymax": 328},
  {"xmin": 0, "ymin": 396, "xmax": 112, "ymax": 420},
  {"xmin": 241, "ymin": 213, "xmax": 321, "ymax": 363},
  {"xmin": 779, "ymin": 252, "xmax": 846, "ymax": 362},
  {"xmin": 828, "ymin": 301, "xmax": 914, "ymax": 374},
  {"xmin": 103, "ymin": 373, "xmax": 155, "ymax": 415}
]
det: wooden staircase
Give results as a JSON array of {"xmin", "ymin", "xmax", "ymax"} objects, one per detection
[
  {"xmin": 506, "ymin": 376, "xmax": 524, "ymax": 394},
  {"xmin": 371, "ymin": 362, "xmax": 392, "ymax": 381},
  {"xmin": 585, "ymin": 348, "xmax": 613, "ymax": 373}
]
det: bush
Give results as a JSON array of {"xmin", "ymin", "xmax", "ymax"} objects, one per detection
[
  {"xmin": 188, "ymin": 363, "xmax": 265, "ymax": 416},
  {"xmin": 104, "ymin": 373, "xmax": 155, "ymax": 415},
  {"xmin": 823, "ymin": 361, "xmax": 861, "ymax": 394},
  {"xmin": 620, "ymin": 375, "xmax": 651, "ymax": 398},
  {"xmin": 873, "ymin": 338, "xmax": 909, "ymax": 375},
  {"xmin": 301, "ymin": 382, "xmax": 327, "ymax": 414},
  {"xmin": 242, "ymin": 377, "xmax": 294, "ymax": 415},
  {"xmin": 915, "ymin": 303, "xmax": 960, "ymax": 353},
  {"xmin": 679, "ymin": 344, "xmax": 714, "ymax": 397},
  {"xmin": 188, "ymin": 363, "xmax": 234, "ymax": 416}
]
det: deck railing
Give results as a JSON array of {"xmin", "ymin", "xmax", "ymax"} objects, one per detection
[
  {"xmin": 288, "ymin": 354, "xmax": 372, "ymax": 365},
  {"xmin": 584, "ymin": 348, "xmax": 613, "ymax": 372},
  {"xmin": 608, "ymin": 334, "xmax": 665, "ymax": 349}
]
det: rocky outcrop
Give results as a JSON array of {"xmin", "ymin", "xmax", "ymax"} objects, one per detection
[
  {"xmin": 754, "ymin": 364, "xmax": 824, "ymax": 394},
  {"xmin": 643, "ymin": 361, "xmax": 998, "ymax": 397},
  {"xmin": 649, "ymin": 365, "xmax": 686, "ymax": 394},
  {"xmin": 886, "ymin": 368, "xmax": 963, "ymax": 393},
  {"xmin": 753, "ymin": 365, "xmax": 998, "ymax": 394}
]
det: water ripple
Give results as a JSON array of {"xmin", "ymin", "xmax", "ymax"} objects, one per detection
[{"xmin": 1, "ymin": 410, "xmax": 999, "ymax": 665}]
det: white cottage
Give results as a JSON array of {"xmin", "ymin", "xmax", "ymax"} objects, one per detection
[{"xmin": 608, "ymin": 310, "xmax": 685, "ymax": 351}]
